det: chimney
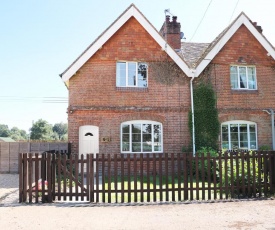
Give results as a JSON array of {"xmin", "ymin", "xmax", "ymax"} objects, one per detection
[
  {"xmin": 252, "ymin": 21, "xmax": 263, "ymax": 33},
  {"xmin": 160, "ymin": 15, "xmax": 182, "ymax": 50}
]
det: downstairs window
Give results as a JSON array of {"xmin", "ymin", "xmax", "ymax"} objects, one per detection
[{"xmin": 121, "ymin": 120, "xmax": 162, "ymax": 153}]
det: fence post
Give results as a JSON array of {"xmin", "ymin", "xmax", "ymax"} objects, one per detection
[
  {"xmin": 47, "ymin": 153, "xmax": 52, "ymax": 203},
  {"xmin": 23, "ymin": 153, "xmax": 27, "ymax": 202},
  {"xmin": 19, "ymin": 153, "xmax": 23, "ymax": 203}
]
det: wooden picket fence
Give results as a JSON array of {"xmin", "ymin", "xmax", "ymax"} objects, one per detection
[{"xmin": 19, "ymin": 151, "xmax": 275, "ymax": 204}]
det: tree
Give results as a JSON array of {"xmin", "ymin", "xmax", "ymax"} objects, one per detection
[
  {"xmin": 0, "ymin": 124, "xmax": 10, "ymax": 137},
  {"xmin": 53, "ymin": 122, "xmax": 68, "ymax": 140},
  {"xmin": 10, "ymin": 127, "xmax": 28, "ymax": 141},
  {"xmin": 30, "ymin": 119, "xmax": 54, "ymax": 140}
]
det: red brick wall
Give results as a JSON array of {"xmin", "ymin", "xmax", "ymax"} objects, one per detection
[
  {"xmin": 68, "ymin": 17, "xmax": 190, "ymax": 153},
  {"xmin": 201, "ymin": 25, "xmax": 275, "ymax": 148}
]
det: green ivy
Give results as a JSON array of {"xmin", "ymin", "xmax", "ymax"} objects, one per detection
[{"xmin": 189, "ymin": 82, "xmax": 220, "ymax": 151}]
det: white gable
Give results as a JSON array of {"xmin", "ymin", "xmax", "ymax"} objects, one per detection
[
  {"xmin": 194, "ymin": 13, "xmax": 275, "ymax": 77},
  {"xmin": 60, "ymin": 4, "xmax": 192, "ymax": 82}
]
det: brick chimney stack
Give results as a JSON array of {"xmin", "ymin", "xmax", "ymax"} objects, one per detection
[{"xmin": 160, "ymin": 15, "xmax": 181, "ymax": 50}]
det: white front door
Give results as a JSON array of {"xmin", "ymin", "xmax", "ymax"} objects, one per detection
[
  {"xmin": 79, "ymin": 125, "xmax": 99, "ymax": 155},
  {"xmin": 79, "ymin": 125, "xmax": 99, "ymax": 173}
]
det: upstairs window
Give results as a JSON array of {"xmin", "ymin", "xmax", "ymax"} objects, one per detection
[
  {"xmin": 116, "ymin": 62, "xmax": 148, "ymax": 87},
  {"xmin": 230, "ymin": 66, "xmax": 257, "ymax": 90},
  {"xmin": 121, "ymin": 120, "xmax": 162, "ymax": 153},
  {"xmin": 221, "ymin": 121, "xmax": 257, "ymax": 150}
]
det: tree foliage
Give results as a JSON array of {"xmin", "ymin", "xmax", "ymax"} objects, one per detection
[
  {"xmin": 30, "ymin": 119, "xmax": 54, "ymax": 140},
  {"xmin": 0, "ymin": 124, "xmax": 10, "ymax": 137},
  {"xmin": 189, "ymin": 82, "xmax": 220, "ymax": 151},
  {"xmin": 10, "ymin": 127, "xmax": 28, "ymax": 141},
  {"xmin": 53, "ymin": 122, "xmax": 68, "ymax": 140}
]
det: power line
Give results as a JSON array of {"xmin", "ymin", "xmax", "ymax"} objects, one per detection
[
  {"xmin": 0, "ymin": 96, "xmax": 68, "ymax": 103},
  {"xmin": 189, "ymin": 0, "xmax": 213, "ymax": 42},
  {"xmin": 228, "ymin": 0, "xmax": 240, "ymax": 23}
]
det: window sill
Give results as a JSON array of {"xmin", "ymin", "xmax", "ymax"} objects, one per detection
[
  {"xmin": 116, "ymin": 87, "xmax": 148, "ymax": 92},
  {"xmin": 231, "ymin": 89, "xmax": 258, "ymax": 94}
]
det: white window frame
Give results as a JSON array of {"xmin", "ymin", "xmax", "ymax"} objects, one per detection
[
  {"xmin": 121, "ymin": 120, "xmax": 163, "ymax": 153},
  {"xmin": 230, "ymin": 65, "xmax": 257, "ymax": 90},
  {"xmin": 116, "ymin": 61, "xmax": 148, "ymax": 88},
  {"xmin": 221, "ymin": 120, "xmax": 257, "ymax": 150}
]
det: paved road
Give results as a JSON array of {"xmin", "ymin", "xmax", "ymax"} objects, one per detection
[{"xmin": 1, "ymin": 173, "xmax": 275, "ymax": 229}]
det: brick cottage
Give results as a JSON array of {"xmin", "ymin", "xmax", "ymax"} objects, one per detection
[{"xmin": 60, "ymin": 4, "xmax": 275, "ymax": 155}]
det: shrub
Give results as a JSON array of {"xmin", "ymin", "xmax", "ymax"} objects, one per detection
[
  {"xmin": 193, "ymin": 147, "xmax": 218, "ymax": 181},
  {"xmin": 217, "ymin": 151, "xmax": 261, "ymax": 197}
]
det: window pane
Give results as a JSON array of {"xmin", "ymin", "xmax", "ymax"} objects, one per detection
[
  {"xmin": 132, "ymin": 134, "xmax": 141, "ymax": 142},
  {"xmin": 222, "ymin": 132, "xmax": 228, "ymax": 141},
  {"xmin": 247, "ymin": 67, "xmax": 256, "ymax": 89},
  {"xmin": 222, "ymin": 125, "xmax": 228, "ymax": 133},
  {"xmin": 222, "ymin": 124, "xmax": 229, "ymax": 149},
  {"xmin": 250, "ymin": 142, "xmax": 257, "ymax": 149},
  {"xmin": 239, "ymin": 67, "xmax": 247, "ymax": 88},
  {"xmin": 230, "ymin": 124, "xmax": 238, "ymax": 133},
  {"xmin": 230, "ymin": 66, "xmax": 238, "ymax": 89},
  {"xmin": 231, "ymin": 133, "xmax": 238, "ymax": 141},
  {"xmin": 142, "ymin": 124, "xmax": 151, "ymax": 134},
  {"xmin": 143, "ymin": 142, "xmax": 152, "ymax": 152},
  {"xmin": 138, "ymin": 63, "xmax": 148, "ymax": 87},
  {"xmin": 231, "ymin": 141, "xmax": 239, "ymax": 149},
  {"xmin": 116, "ymin": 62, "xmax": 126, "ymax": 86},
  {"xmin": 132, "ymin": 143, "xmax": 141, "ymax": 152},
  {"xmin": 240, "ymin": 141, "xmax": 248, "ymax": 148},
  {"xmin": 122, "ymin": 142, "xmax": 130, "ymax": 151},
  {"xmin": 132, "ymin": 124, "xmax": 141, "ymax": 134},
  {"xmin": 122, "ymin": 124, "xmax": 129, "ymax": 133},
  {"xmin": 143, "ymin": 134, "xmax": 151, "ymax": 142},
  {"xmin": 222, "ymin": 141, "xmax": 229, "ymax": 149},
  {"xmin": 128, "ymin": 63, "xmax": 136, "ymax": 86},
  {"xmin": 250, "ymin": 133, "xmax": 256, "ymax": 142},
  {"xmin": 249, "ymin": 124, "xmax": 256, "ymax": 133}
]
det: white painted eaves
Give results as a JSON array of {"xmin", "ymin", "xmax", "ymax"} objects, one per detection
[
  {"xmin": 60, "ymin": 4, "xmax": 192, "ymax": 82},
  {"xmin": 194, "ymin": 13, "xmax": 275, "ymax": 77}
]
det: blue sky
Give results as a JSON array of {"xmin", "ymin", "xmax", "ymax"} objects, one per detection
[{"xmin": 1, "ymin": 0, "xmax": 274, "ymax": 132}]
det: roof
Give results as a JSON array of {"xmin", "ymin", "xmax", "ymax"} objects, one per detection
[
  {"xmin": 60, "ymin": 4, "xmax": 191, "ymax": 83},
  {"xmin": 192, "ymin": 12, "xmax": 275, "ymax": 77},
  {"xmin": 178, "ymin": 42, "xmax": 210, "ymax": 68},
  {"xmin": 60, "ymin": 7, "xmax": 275, "ymax": 82},
  {"xmin": 0, "ymin": 137, "xmax": 15, "ymax": 142}
]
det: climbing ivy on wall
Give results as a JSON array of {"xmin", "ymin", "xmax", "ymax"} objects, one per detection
[{"xmin": 188, "ymin": 81, "xmax": 220, "ymax": 151}]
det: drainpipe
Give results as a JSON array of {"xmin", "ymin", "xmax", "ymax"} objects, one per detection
[
  {"xmin": 190, "ymin": 70, "xmax": 195, "ymax": 156},
  {"xmin": 263, "ymin": 109, "xmax": 275, "ymax": 150},
  {"xmin": 271, "ymin": 109, "xmax": 275, "ymax": 150}
]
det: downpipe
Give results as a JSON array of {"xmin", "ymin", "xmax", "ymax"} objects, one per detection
[{"xmin": 190, "ymin": 74, "xmax": 195, "ymax": 156}]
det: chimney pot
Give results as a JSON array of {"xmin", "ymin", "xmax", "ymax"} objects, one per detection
[
  {"xmin": 166, "ymin": 15, "xmax": 170, "ymax": 23},
  {"xmin": 172, "ymin": 16, "xmax": 177, "ymax": 23}
]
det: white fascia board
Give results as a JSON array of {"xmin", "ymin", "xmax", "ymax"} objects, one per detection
[
  {"xmin": 62, "ymin": 5, "xmax": 192, "ymax": 82},
  {"xmin": 195, "ymin": 16, "xmax": 244, "ymax": 77},
  {"xmin": 195, "ymin": 14, "xmax": 275, "ymax": 77},
  {"xmin": 243, "ymin": 20, "xmax": 275, "ymax": 60},
  {"xmin": 62, "ymin": 8, "xmax": 133, "ymax": 82}
]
